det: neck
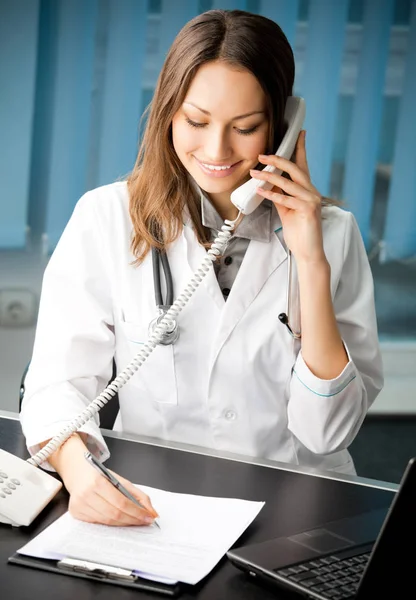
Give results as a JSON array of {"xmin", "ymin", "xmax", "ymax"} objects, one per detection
[{"xmin": 207, "ymin": 191, "xmax": 239, "ymax": 222}]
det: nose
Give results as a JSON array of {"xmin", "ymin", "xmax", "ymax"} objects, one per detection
[{"xmin": 204, "ymin": 127, "xmax": 232, "ymax": 162}]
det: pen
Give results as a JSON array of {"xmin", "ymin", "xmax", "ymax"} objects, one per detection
[{"xmin": 84, "ymin": 451, "xmax": 161, "ymax": 529}]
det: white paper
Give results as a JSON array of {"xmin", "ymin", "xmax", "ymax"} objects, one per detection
[{"xmin": 17, "ymin": 484, "xmax": 264, "ymax": 585}]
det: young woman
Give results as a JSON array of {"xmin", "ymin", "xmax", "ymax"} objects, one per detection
[{"xmin": 21, "ymin": 10, "xmax": 383, "ymax": 526}]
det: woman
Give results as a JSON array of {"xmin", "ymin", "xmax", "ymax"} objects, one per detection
[{"xmin": 20, "ymin": 10, "xmax": 383, "ymax": 526}]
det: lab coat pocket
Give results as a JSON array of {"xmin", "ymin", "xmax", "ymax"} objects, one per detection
[{"xmin": 116, "ymin": 319, "xmax": 178, "ymax": 405}]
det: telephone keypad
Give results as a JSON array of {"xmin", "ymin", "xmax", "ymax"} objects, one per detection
[
  {"xmin": 0, "ymin": 468, "xmax": 22, "ymax": 500},
  {"xmin": 1, "ymin": 449, "xmax": 62, "ymax": 526},
  {"xmin": 1, "ymin": 470, "xmax": 15, "ymax": 496}
]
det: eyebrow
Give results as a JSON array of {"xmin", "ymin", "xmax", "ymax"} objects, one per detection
[{"xmin": 183, "ymin": 102, "xmax": 265, "ymax": 121}]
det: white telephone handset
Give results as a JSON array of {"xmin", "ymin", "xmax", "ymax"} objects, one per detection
[
  {"xmin": 231, "ymin": 96, "xmax": 306, "ymax": 215},
  {"xmin": 0, "ymin": 97, "xmax": 305, "ymax": 529},
  {"xmin": 0, "ymin": 448, "xmax": 62, "ymax": 526}
]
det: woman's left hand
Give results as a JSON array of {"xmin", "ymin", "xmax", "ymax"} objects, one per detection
[{"xmin": 250, "ymin": 130, "xmax": 326, "ymax": 265}]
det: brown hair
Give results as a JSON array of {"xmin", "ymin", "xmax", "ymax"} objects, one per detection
[{"xmin": 127, "ymin": 9, "xmax": 295, "ymax": 263}]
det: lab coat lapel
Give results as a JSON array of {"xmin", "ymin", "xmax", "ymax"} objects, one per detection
[
  {"xmin": 208, "ymin": 229, "xmax": 288, "ymax": 370},
  {"xmin": 182, "ymin": 224, "xmax": 225, "ymax": 310}
]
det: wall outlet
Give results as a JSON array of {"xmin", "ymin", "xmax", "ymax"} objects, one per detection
[{"xmin": 0, "ymin": 288, "xmax": 38, "ymax": 328}]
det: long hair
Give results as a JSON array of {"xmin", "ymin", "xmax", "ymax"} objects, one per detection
[{"xmin": 127, "ymin": 9, "xmax": 295, "ymax": 263}]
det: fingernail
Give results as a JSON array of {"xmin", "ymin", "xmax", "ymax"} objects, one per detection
[
  {"xmin": 258, "ymin": 154, "xmax": 268, "ymax": 158},
  {"xmin": 144, "ymin": 515, "xmax": 154, "ymax": 524},
  {"xmin": 250, "ymin": 169, "xmax": 260, "ymax": 174}
]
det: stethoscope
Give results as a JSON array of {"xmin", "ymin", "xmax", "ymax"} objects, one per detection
[
  {"xmin": 148, "ymin": 246, "xmax": 180, "ymax": 345},
  {"xmin": 148, "ymin": 244, "xmax": 301, "ymax": 344},
  {"xmin": 278, "ymin": 249, "xmax": 301, "ymax": 339}
]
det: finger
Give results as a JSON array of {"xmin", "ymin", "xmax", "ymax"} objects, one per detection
[
  {"xmin": 69, "ymin": 509, "xmax": 98, "ymax": 523},
  {"xmin": 250, "ymin": 175, "xmax": 283, "ymax": 196},
  {"xmin": 256, "ymin": 188, "xmax": 303, "ymax": 211},
  {"xmin": 252, "ymin": 170, "xmax": 319, "ymax": 203},
  {"xmin": 94, "ymin": 475, "xmax": 156, "ymax": 523},
  {"xmin": 295, "ymin": 130, "xmax": 310, "ymax": 176},
  {"xmin": 68, "ymin": 495, "xmax": 113, "ymax": 525},
  {"xmin": 93, "ymin": 488, "xmax": 155, "ymax": 526},
  {"xmin": 257, "ymin": 154, "xmax": 311, "ymax": 189},
  {"xmin": 69, "ymin": 481, "xmax": 146, "ymax": 525},
  {"xmin": 115, "ymin": 474, "xmax": 159, "ymax": 518}
]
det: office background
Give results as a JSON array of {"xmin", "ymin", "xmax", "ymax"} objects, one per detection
[{"xmin": 0, "ymin": 0, "xmax": 415, "ymax": 477}]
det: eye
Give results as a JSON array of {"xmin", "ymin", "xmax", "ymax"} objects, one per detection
[
  {"xmin": 185, "ymin": 117, "xmax": 206, "ymax": 129},
  {"xmin": 235, "ymin": 125, "xmax": 260, "ymax": 136}
]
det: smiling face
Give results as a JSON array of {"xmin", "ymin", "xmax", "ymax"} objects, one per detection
[{"xmin": 171, "ymin": 61, "xmax": 269, "ymax": 219}]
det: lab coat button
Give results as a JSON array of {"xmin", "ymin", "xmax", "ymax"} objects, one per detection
[{"xmin": 224, "ymin": 410, "xmax": 236, "ymax": 421}]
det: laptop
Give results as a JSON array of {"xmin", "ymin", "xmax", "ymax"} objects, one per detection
[{"xmin": 227, "ymin": 457, "xmax": 416, "ymax": 599}]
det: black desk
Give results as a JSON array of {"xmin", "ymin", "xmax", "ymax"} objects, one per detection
[{"xmin": 0, "ymin": 412, "xmax": 398, "ymax": 600}]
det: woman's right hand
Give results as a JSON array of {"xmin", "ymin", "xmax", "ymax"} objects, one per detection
[{"xmin": 43, "ymin": 434, "xmax": 159, "ymax": 526}]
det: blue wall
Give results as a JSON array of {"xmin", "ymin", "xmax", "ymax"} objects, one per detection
[{"xmin": 1, "ymin": 0, "xmax": 415, "ymax": 261}]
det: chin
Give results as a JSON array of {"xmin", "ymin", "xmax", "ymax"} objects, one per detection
[
  {"xmin": 199, "ymin": 181, "xmax": 235, "ymax": 194},
  {"xmin": 192, "ymin": 173, "xmax": 248, "ymax": 196}
]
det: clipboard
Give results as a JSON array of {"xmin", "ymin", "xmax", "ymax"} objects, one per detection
[{"xmin": 8, "ymin": 552, "xmax": 182, "ymax": 596}]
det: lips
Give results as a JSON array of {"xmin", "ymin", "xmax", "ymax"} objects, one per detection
[{"xmin": 194, "ymin": 157, "xmax": 242, "ymax": 178}]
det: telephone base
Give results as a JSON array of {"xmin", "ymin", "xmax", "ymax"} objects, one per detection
[{"xmin": 0, "ymin": 449, "xmax": 62, "ymax": 527}]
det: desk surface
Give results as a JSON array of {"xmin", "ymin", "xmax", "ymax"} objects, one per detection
[{"xmin": 0, "ymin": 413, "xmax": 397, "ymax": 600}]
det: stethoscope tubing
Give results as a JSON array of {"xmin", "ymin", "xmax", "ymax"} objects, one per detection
[
  {"xmin": 152, "ymin": 246, "xmax": 174, "ymax": 307},
  {"xmin": 278, "ymin": 249, "xmax": 301, "ymax": 339},
  {"xmin": 150, "ymin": 246, "xmax": 179, "ymax": 345},
  {"xmin": 151, "ymin": 232, "xmax": 301, "ymax": 344}
]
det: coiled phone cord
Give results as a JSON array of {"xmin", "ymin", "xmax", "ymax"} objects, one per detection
[{"xmin": 28, "ymin": 213, "xmax": 241, "ymax": 467}]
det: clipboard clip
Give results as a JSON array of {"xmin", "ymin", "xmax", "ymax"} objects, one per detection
[{"xmin": 58, "ymin": 557, "xmax": 138, "ymax": 581}]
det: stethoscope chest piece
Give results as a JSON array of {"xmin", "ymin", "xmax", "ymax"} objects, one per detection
[
  {"xmin": 150, "ymin": 243, "xmax": 179, "ymax": 345},
  {"xmin": 279, "ymin": 249, "xmax": 301, "ymax": 340},
  {"xmin": 148, "ymin": 307, "xmax": 180, "ymax": 346},
  {"xmin": 278, "ymin": 312, "xmax": 301, "ymax": 339}
]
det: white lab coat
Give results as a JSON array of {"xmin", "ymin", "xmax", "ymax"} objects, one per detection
[{"xmin": 21, "ymin": 182, "xmax": 383, "ymax": 475}]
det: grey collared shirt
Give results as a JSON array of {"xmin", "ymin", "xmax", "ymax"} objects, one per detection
[{"xmin": 200, "ymin": 192, "xmax": 274, "ymax": 300}]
